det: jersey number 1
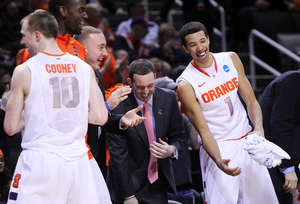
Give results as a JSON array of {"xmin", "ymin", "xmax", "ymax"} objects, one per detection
[
  {"xmin": 224, "ymin": 97, "xmax": 234, "ymax": 116},
  {"xmin": 50, "ymin": 77, "xmax": 79, "ymax": 108}
]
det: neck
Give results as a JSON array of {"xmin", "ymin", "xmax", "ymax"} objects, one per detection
[
  {"xmin": 194, "ymin": 53, "xmax": 213, "ymax": 69},
  {"xmin": 58, "ymin": 20, "xmax": 72, "ymax": 36},
  {"xmin": 40, "ymin": 38, "xmax": 64, "ymax": 55}
]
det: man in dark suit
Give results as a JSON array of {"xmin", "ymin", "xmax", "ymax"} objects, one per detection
[
  {"xmin": 259, "ymin": 69, "xmax": 300, "ymax": 204},
  {"xmin": 107, "ymin": 59, "xmax": 185, "ymax": 204},
  {"xmin": 74, "ymin": 26, "xmax": 140, "ymax": 179}
]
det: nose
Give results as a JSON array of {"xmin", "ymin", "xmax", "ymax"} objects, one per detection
[
  {"xmin": 103, "ymin": 48, "xmax": 108, "ymax": 57},
  {"xmin": 20, "ymin": 37, "xmax": 24, "ymax": 45},
  {"xmin": 142, "ymin": 88, "xmax": 149, "ymax": 95},
  {"xmin": 196, "ymin": 43, "xmax": 202, "ymax": 51},
  {"xmin": 83, "ymin": 11, "xmax": 88, "ymax": 19}
]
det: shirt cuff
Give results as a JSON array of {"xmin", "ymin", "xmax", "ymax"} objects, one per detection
[
  {"xmin": 169, "ymin": 145, "xmax": 178, "ymax": 159},
  {"xmin": 279, "ymin": 166, "xmax": 295, "ymax": 174},
  {"xmin": 124, "ymin": 195, "xmax": 135, "ymax": 200},
  {"xmin": 119, "ymin": 119, "xmax": 128, "ymax": 130}
]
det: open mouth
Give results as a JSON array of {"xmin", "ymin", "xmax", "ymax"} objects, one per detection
[{"xmin": 197, "ymin": 51, "xmax": 206, "ymax": 59}]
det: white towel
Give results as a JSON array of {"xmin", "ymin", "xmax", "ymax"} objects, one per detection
[{"xmin": 243, "ymin": 134, "xmax": 291, "ymax": 168}]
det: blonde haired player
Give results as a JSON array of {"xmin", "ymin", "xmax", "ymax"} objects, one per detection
[
  {"xmin": 4, "ymin": 9, "xmax": 111, "ymax": 203},
  {"xmin": 177, "ymin": 21, "xmax": 279, "ymax": 204}
]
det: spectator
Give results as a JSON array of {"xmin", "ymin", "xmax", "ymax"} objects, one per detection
[
  {"xmin": 113, "ymin": 49, "xmax": 130, "ymax": 85},
  {"xmin": 87, "ymin": 0, "xmax": 128, "ymax": 15},
  {"xmin": 259, "ymin": 69, "xmax": 300, "ymax": 204},
  {"xmin": 149, "ymin": 57, "xmax": 171, "ymax": 78},
  {"xmin": 113, "ymin": 16, "xmax": 151, "ymax": 63},
  {"xmin": 85, "ymin": 3, "xmax": 115, "ymax": 50},
  {"xmin": 149, "ymin": 23, "xmax": 191, "ymax": 68},
  {"xmin": 0, "ymin": 0, "xmax": 22, "ymax": 71},
  {"xmin": 115, "ymin": 0, "xmax": 159, "ymax": 48},
  {"xmin": 0, "ymin": 149, "xmax": 11, "ymax": 204},
  {"xmin": 156, "ymin": 0, "xmax": 216, "ymax": 51}
]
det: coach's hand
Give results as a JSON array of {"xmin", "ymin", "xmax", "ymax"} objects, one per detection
[
  {"xmin": 283, "ymin": 171, "xmax": 298, "ymax": 193},
  {"xmin": 218, "ymin": 159, "xmax": 242, "ymax": 177},
  {"xmin": 107, "ymin": 85, "xmax": 131, "ymax": 110}
]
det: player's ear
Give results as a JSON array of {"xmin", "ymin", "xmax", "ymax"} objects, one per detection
[
  {"xmin": 59, "ymin": 6, "xmax": 67, "ymax": 18},
  {"xmin": 34, "ymin": 31, "xmax": 41, "ymax": 42},
  {"xmin": 182, "ymin": 45, "xmax": 189, "ymax": 53},
  {"xmin": 127, "ymin": 78, "xmax": 132, "ymax": 87}
]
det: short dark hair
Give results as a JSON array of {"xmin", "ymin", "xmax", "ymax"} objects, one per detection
[
  {"xmin": 21, "ymin": 9, "xmax": 58, "ymax": 39},
  {"xmin": 49, "ymin": 0, "xmax": 73, "ymax": 17},
  {"xmin": 179, "ymin": 21, "xmax": 208, "ymax": 47},
  {"xmin": 129, "ymin": 59, "xmax": 154, "ymax": 82}
]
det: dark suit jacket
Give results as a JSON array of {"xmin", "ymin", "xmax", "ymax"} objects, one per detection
[
  {"xmin": 106, "ymin": 87, "xmax": 185, "ymax": 200},
  {"xmin": 259, "ymin": 70, "xmax": 300, "ymax": 193},
  {"xmin": 87, "ymin": 70, "xmax": 108, "ymax": 178}
]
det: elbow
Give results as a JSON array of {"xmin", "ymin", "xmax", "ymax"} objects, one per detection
[
  {"xmin": 4, "ymin": 124, "xmax": 16, "ymax": 136},
  {"xmin": 96, "ymin": 109, "xmax": 108, "ymax": 126},
  {"xmin": 99, "ymin": 112, "xmax": 108, "ymax": 126}
]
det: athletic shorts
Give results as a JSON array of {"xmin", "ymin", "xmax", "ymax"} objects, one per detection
[
  {"xmin": 7, "ymin": 150, "xmax": 111, "ymax": 204},
  {"xmin": 200, "ymin": 137, "xmax": 279, "ymax": 204}
]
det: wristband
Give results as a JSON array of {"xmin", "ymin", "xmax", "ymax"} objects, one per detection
[{"xmin": 105, "ymin": 101, "xmax": 111, "ymax": 111}]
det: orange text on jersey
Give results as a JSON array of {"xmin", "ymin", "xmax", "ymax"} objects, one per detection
[
  {"xmin": 201, "ymin": 77, "xmax": 238, "ymax": 103},
  {"xmin": 45, "ymin": 64, "xmax": 77, "ymax": 73}
]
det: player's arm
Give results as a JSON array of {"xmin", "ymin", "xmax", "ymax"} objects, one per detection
[
  {"xmin": 229, "ymin": 52, "xmax": 264, "ymax": 137},
  {"xmin": 88, "ymin": 66, "xmax": 108, "ymax": 125},
  {"xmin": 177, "ymin": 81, "xmax": 241, "ymax": 176},
  {"xmin": 4, "ymin": 64, "xmax": 29, "ymax": 135}
]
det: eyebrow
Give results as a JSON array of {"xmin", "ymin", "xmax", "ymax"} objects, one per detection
[
  {"xmin": 188, "ymin": 37, "xmax": 206, "ymax": 46},
  {"xmin": 98, "ymin": 44, "xmax": 106, "ymax": 47}
]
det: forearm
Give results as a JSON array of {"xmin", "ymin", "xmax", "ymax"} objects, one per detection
[
  {"xmin": 201, "ymin": 133, "xmax": 223, "ymax": 165},
  {"xmin": 188, "ymin": 124, "xmax": 200, "ymax": 150},
  {"xmin": 247, "ymin": 100, "xmax": 264, "ymax": 135}
]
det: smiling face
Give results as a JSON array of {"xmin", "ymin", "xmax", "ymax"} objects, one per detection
[
  {"xmin": 183, "ymin": 30, "xmax": 212, "ymax": 68},
  {"xmin": 63, "ymin": 0, "xmax": 87, "ymax": 35},
  {"xmin": 128, "ymin": 72, "xmax": 155, "ymax": 103},
  {"xmin": 85, "ymin": 33, "xmax": 107, "ymax": 70}
]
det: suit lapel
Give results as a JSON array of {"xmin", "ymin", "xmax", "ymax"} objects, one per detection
[
  {"xmin": 153, "ymin": 90, "xmax": 164, "ymax": 141},
  {"xmin": 126, "ymin": 92, "xmax": 149, "ymax": 147}
]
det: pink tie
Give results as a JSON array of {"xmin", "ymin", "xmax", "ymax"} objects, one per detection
[{"xmin": 143, "ymin": 103, "xmax": 158, "ymax": 184}]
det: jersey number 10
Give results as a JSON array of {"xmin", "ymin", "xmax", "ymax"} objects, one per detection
[{"xmin": 50, "ymin": 77, "xmax": 79, "ymax": 108}]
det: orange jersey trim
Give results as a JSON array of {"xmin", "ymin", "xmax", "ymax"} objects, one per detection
[
  {"xmin": 191, "ymin": 53, "xmax": 217, "ymax": 77},
  {"xmin": 85, "ymin": 134, "xmax": 94, "ymax": 159}
]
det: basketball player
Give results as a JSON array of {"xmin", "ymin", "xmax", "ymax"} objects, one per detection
[
  {"xmin": 4, "ymin": 9, "xmax": 110, "ymax": 203},
  {"xmin": 176, "ymin": 21, "xmax": 279, "ymax": 204}
]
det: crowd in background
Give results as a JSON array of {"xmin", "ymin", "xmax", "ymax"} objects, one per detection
[{"xmin": 0, "ymin": 0, "xmax": 300, "ymax": 203}]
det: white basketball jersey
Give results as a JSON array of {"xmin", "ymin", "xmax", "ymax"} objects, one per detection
[
  {"xmin": 177, "ymin": 52, "xmax": 251, "ymax": 142},
  {"xmin": 22, "ymin": 52, "xmax": 91, "ymax": 161}
]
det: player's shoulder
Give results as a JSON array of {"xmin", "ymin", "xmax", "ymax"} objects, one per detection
[{"xmin": 223, "ymin": 51, "xmax": 239, "ymax": 61}]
